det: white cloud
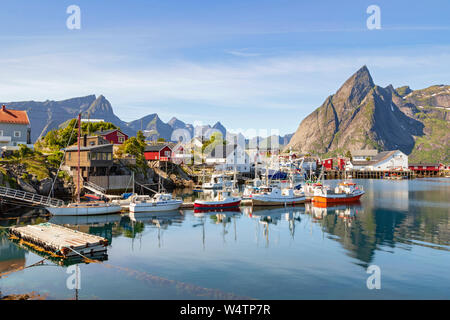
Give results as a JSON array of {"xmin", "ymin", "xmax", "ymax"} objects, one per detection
[{"xmin": 1, "ymin": 46, "xmax": 449, "ymax": 125}]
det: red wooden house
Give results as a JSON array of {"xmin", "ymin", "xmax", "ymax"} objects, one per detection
[
  {"xmin": 94, "ymin": 129, "xmax": 128, "ymax": 145},
  {"xmin": 322, "ymin": 158, "xmax": 333, "ymax": 170},
  {"xmin": 408, "ymin": 163, "xmax": 442, "ymax": 173},
  {"xmin": 144, "ymin": 144, "xmax": 173, "ymax": 161}
]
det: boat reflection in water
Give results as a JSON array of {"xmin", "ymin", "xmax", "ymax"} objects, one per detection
[
  {"xmin": 244, "ymin": 206, "xmax": 304, "ymax": 246},
  {"xmin": 306, "ymin": 202, "xmax": 362, "ymax": 224},
  {"xmin": 192, "ymin": 208, "xmax": 242, "ymax": 248}
]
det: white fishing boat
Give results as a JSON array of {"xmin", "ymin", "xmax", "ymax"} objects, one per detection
[
  {"xmin": 252, "ymin": 186, "xmax": 306, "ymax": 206},
  {"xmin": 202, "ymin": 173, "xmax": 234, "ymax": 189},
  {"xmin": 129, "ymin": 193, "xmax": 183, "ymax": 213},
  {"xmin": 45, "ymin": 114, "xmax": 122, "ymax": 216}
]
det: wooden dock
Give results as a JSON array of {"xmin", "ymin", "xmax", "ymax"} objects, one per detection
[
  {"xmin": 9, "ymin": 223, "xmax": 108, "ymax": 258},
  {"xmin": 323, "ymin": 170, "xmax": 415, "ymax": 180}
]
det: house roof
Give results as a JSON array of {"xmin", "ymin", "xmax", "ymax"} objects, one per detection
[
  {"xmin": 144, "ymin": 144, "xmax": 171, "ymax": 152},
  {"xmin": 372, "ymin": 150, "xmax": 400, "ymax": 162},
  {"xmin": 351, "ymin": 149, "xmax": 378, "ymax": 157},
  {"xmin": 93, "ymin": 129, "xmax": 127, "ymax": 136},
  {"xmin": 350, "ymin": 150, "xmax": 403, "ymax": 166},
  {"xmin": 0, "ymin": 105, "xmax": 30, "ymax": 125},
  {"xmin": 409, "ymin": 163, "xmax": 440, "ymax": 167},
  {"xmin": 64, "ymin": 144, "xmax": 113, "ymax": 152}
]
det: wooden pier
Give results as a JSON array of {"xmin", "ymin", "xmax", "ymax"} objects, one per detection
[
  {"xmin": 9, "ymin": 223, "xmax": 108, "ymax": 258},
  {"xmin": 323, "ymin": 170, "xmax": 415, "ymax": 180}
]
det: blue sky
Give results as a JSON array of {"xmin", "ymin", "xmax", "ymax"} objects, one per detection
[{"xmin": 0, "ymin": 0, "xmax": 449, "ymax": 136}]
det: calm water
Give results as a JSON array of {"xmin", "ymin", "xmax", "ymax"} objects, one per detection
[{"xmin": 0, "ymin": 179, "xmax": 449, "ymax": 300}]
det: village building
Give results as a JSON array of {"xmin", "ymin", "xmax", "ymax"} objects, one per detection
[
  {"xmin": 408, "ymin": 163, "xmax": 443, "ymax": 175},
  {"xmin": 206, "ymin": 144, "xmax": 250, "ymax": 173},
  {"xmin": 63, "ymin": 135, "xmax": 114, "ymax": 178},
  {"xmin": 0, "ymin": 105, "xmax": 32, "ymax": 151},
  {"xmin": 351, "ymin": 149, "xmax": 379, "ymax": 161},
  {"xmin": 93, "ymin": 128, "xmax": 129, "ymax": 145},
  {"xmin": 144, "ymin": 144, "xmax": 173, "ymax": 161},
  {"xmin": 346, "ymin": 150, "xmax": 408, "ymax": 171},
  {"xmin": 171, "ymin": 142, "xmax": 193, "ymax": 165}
]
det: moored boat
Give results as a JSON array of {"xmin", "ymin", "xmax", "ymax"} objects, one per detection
[
  {"xmin": 251, "ymin": 186, "xmax": 306, "ymax": 206},
  {"xmin": 129, "ymin": 193, "xmax": 183, "ymax": 213},
  {"xmin": 312, "ymin": 182, "xmax": 364, "ymax": 204},
  {"xmin": 46, "ymin": 201, "xmax": 122, "ymax": 216},
  {"xmin": 194, "ymin": 189, "xmax": 241, "ymax": 210}
]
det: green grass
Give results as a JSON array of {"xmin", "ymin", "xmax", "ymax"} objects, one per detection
[{"xmin": 410, "ymin": 117, "xmax": 450, "ymax": 163}]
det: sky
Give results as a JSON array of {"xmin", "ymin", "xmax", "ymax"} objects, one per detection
[{"xmin": 0, "ymin": 0, "xmax": 449, "ymax": 136}]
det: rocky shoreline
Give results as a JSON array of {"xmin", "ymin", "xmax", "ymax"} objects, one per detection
[{"xmin": 0, "ymin": 160, "xmax": 194, "ymax": 204}]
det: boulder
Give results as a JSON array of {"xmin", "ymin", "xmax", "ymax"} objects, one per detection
[{"xmin": 17, "ymin": 178, "xmax": 37, "ymax": 194}]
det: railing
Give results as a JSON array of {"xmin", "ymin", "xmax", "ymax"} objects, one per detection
[
  {"xmin": 0, "ymin": 186, "xmax": 64, "ymax": 208},
  {"xmin": 84, "ymin": 180, "xmax": 107, "ymax": 194}
]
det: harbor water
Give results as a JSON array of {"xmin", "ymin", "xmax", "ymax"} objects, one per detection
[{"xmin": 0, "ymin": 178, "xmax": 449, "ymax": 299}]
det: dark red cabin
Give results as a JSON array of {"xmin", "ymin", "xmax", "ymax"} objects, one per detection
[
  {"xmin": 144, "ymin": 144, "xmax": 173, "ymax": 161},
  {"xmin": 94, "ymin": 129, "xmax": 128, "ymax": 145},
  {"xmin": 322, "ymin": 158, "xmax": 333, "ymax": 170}
]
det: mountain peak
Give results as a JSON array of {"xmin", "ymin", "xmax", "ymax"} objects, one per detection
[{"xmin": 333, "ymin": 65, "xmax": 375, "ymax": 107}]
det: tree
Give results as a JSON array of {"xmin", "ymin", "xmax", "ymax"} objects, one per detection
[
  {"xmin": 117, "ymin": 135, "xmax": 148, "ymax": 176},
  {"xmin": 157, "ymin": 137, "xmax": 166, "ymax": 143},
  {"xmin": 345, "ymin": 150, "xmax": 353, "ymax": 161}
]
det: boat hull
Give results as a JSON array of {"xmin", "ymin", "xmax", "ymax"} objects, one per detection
[
  {"xmin": 129, "ymin": 201, "xmax": 182, "ymax": 213},
  {"xmin": 46, "ymin": 204, "xmax": 122, "ymax": 216},
  {"xmin": 194, "ymin": 199, "xmax": 241, "ymax": 209},
  {"xmin": 312, "ymin": 194, "xmax": 363, "ymax": 204},
  {"xmin": 251, "ymin": 197, "xmax": 306, "ymax": 207}
]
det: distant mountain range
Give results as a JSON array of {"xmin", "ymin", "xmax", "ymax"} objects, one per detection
[
  {"xmin": 1, "ymin": 95, "xmax": 292, "ymax": 147},
  {"xmin": 285, "ymin": 66, "xmax": 450, "ymax": 163}
]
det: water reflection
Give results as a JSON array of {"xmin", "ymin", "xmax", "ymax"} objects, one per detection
[
  {"xmin": 0, "ymin": 179, "xmax": 449, "ymax": 299},
  {"xmin": 193, "ymin": 209, "xmax": 241, "ymax": 249}
]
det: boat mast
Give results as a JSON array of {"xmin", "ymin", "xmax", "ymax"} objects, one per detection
[{"xmin": 77, "ymin": 113, "xmax": 81, "ymax": 203}]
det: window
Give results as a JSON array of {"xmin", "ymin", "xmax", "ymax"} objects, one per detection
[
  {"xmin": 92, "ymin": 153, "xmax": 97, "ymax": 160},
  {"xmin": 103, "ymin": 153, "xmax": 107, "ymax": 160},
  {"xmin": 0, "ymin": 130, "xmax": 3, "ymax": 136},
  {"xmin": 107, "ymin": 153, "xmax": 112, "ymax": 160},
  {"xmin": 118, "ymin": 137, "xmax": 125, "ymax": 143},
  {"xmin": 68, "ymin": 153, "xmax": 71, "ymax": 160},
  {"xmin": 14, "ymin": 131, "xmax": 21, "ymax": 138}
]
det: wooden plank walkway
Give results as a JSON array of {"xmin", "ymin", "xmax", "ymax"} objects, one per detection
[{"xmin": 9, "ymin": 223, "xmax": 108, "ymax": 258}]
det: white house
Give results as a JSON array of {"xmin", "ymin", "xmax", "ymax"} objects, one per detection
[
  {"xmin": 346, "ymin": 150, "xmax": 408, "ymax": 171},
  {"xmin": 0, "ymin": 105, "xmax": 33, "ymax": 151},
  {"xmin": 351, "ymin": 149, "xmax": 379, "ymax": 161},
  {"xmin": 206, "ymin": 144, "xmax": 250, "ymax": 173},
  {"xmin": 171, "ymin": 142, "xmax": 193, "ymax": 164}
]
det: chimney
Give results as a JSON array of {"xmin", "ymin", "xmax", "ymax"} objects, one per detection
[{"xmin": 1, "ymin": 105, "xmax": 5, "ymax": 111}]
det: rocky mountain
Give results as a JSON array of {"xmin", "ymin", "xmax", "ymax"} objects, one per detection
[
  {"xmin": 285, "ymin": 66, "xmax": 449, "ymax": 163},
  {"xmin": 2, "ymin": 94, "xmax": 294, "ymax": 147}
]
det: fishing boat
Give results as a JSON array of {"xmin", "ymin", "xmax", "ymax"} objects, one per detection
[
  {"xmin": 202, "ymin": 173, "xmax": 234, "ymax": 189},
  {"xmin": 45, "ymin": 114, "xmax": 121, "ymax": 216},
  {"xmin": 312, "ymin": 181, "xmax": 364, "ymax": 204},
  {"xmin": 129, "ymin": 193, "xmax": 183, "ymax": 213},
  {"xmin": 251, "ymin": 186, "xmax": 306, "ymax": 206},
  {"xmin": 300, "ymin": 181, "xmax": 327, "ymax": 201},
  {"xmin": 194, "ymin": 189, "xmax": 241, "ymax": 210}
]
